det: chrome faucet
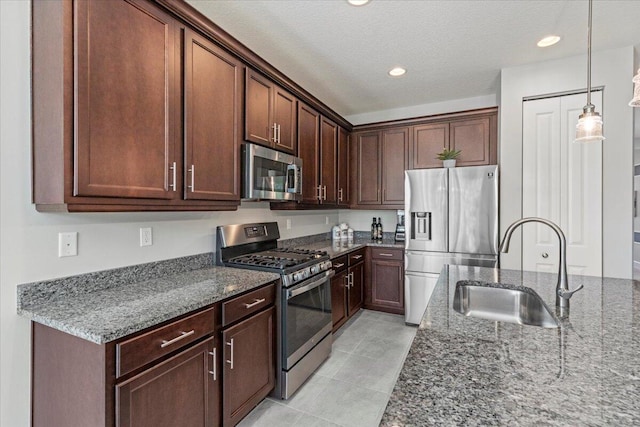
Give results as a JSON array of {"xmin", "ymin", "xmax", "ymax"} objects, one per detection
[{"xmin": 499, "ymin": 217, "xmax": 583, "ymax": 313}]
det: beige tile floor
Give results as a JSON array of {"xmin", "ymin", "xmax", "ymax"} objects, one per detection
[{"xmin": 238, "ymin": 310, "xmax": 417, "ymax": 427}]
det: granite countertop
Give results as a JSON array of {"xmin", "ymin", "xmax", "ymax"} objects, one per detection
[
  {"xmin": 381, "ymin": 265, "xmax": 640, "ymax": 426},
  {"xmin": 18, "ymin": 264, "xmax": 279, "ymax": 344},
  {"xmin": 295, "ymin": 236, "xmax": 404, "ymax": 259}
]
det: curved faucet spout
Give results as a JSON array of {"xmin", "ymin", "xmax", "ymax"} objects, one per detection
[{"xmin": 499, "ymin": 217, "xmax": 583, "ymax": 311}]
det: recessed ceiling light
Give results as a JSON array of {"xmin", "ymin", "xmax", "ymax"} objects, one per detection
[
  {"xmin": 348, "ymin": 0, "xmax": 370, "ymax": 6},
  {"xmin": 388, "ymin": 67, "xmax": 406, "ymax": 77},
  {"xmin": 537, "ymin": 35, "xmax": 561, "ymax": 47}
]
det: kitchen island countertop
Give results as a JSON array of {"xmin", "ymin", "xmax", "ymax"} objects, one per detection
[{"xmin": 381, "ymin": 265, "xmax": 640, "ymax": 426}]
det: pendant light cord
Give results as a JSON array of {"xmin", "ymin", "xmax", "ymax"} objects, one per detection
[{"xmin": 586, "ymin": 0, "xmax": 593, "ymax": 106}]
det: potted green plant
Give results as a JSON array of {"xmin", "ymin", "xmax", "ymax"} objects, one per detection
[{"xmin": 436, "ymin": 148, "xmax": 461, "ymax": 168}]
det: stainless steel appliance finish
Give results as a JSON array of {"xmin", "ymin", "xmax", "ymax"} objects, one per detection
[
  {"xmin": 404, "ymin": 166, "xmax": 499, "ymax": 325},
  {"xmin": 453, "ymin": 280, "xmax": 559, "ymax": 328},
  {"xmin": 242, "ymin": 143, "xmax": 302, "ymax": 202},
  {"xmin": 216, "ymin": 222, "xmax": 333, "ymax": 399}
]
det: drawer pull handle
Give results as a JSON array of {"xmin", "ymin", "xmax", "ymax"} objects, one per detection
[
  {"xmin": 160, "ymin": 330, "xmax": 195, "ymax": 348},
  {"xmin": 379, "ymin": 253, "xmax": 393, "ymax": 257},
  {"xmin": 244, "ymin": 298, "xmax": 266, "ymax": 309},
  {"xmin": 352, "ymin": 255, "xmax": 363, "ymax": 260},
  {"xmin": 333, "ymin": 263, "xmax": 345, "ymax": 268},
  {"xmin": 226, "ymin": 339, "xmax": 234, "ymax": 369},
  {"xmin": 208, "ymin": 348, "xmax": 217, "ymax": 380}
]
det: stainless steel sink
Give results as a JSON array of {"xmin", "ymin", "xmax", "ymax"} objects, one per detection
[{"xmin": 453, "ymin": 280, "xmax": 559, "ymax": 328}]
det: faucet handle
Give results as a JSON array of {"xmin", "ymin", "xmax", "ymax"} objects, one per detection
[{"xmin": 558, "ymin": 284, "xmax": 584, "ymax": 300}]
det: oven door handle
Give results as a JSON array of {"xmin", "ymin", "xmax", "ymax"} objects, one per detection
[{"xmin": 286, "ymin": 270, "xmax": 335, "ymax": 299}]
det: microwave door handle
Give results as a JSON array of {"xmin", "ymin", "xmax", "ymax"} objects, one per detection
[
  {"xmin": 286, "ymin": 164, "xmax": 297, "ymax": 193},
  {"xmin": 287, "ymin": 270, "xmax": 335, "ymax": 299}
]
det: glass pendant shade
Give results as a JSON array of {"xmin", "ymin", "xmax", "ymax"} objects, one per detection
[
  {"xmin": 575, "ymin": 104, "xmax": 604, "ymax": 143},
  {"xmin": 630, "ymin": 68, "xmax": 640, "ymax": 107}
]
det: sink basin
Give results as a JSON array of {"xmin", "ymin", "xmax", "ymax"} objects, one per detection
[{"xmin": 453, "ymin": 280, "xmax": 559, "ymax": 328}]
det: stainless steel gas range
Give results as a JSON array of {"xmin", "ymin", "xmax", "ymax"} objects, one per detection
[{"xmin": 216, "ymin": 222, "xmax": 333, "ymax": 399}]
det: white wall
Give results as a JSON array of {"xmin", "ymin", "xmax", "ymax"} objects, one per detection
[
  {"xmin": 339, "ymin": 209, "xmax": 400, "ymax": 233},
  {"xmin": 345, "ymin": 94, "xmax": 497, "ymax": 126},
  {"xmin": 500, "ymin": 46, "xmax": 635, "ymax": 279}
]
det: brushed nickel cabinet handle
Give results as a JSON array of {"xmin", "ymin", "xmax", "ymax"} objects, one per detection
[
  {"xmin": 378, "ymin": 253, "xmax": 394, "ymax": 257},
  {"xmin": 344, "ymin": 274, "xmax": 349, "ymax": 288},
  {"xmin": 317, "ymin": 185, "xmax": 322, "ymax": 201},
  {"xmin": 352, "ymin": 255, "xmax": 363, "ymax": 260},
  {"xmin": 272, "ymin": 123, "xmax": 278, "ymax": 142},
  {"xmin": 323, "ymin": 185, "xmax": 327, "ymax": 200},
  {"xmin": 187, "ymin": 164, "xmax": 195, "ymax": 191},
  {"xmin": 244, "ymin": 298, "xmax": 266, "ymax": 309},
  {"xmin": 169, "ymin": 161, "xmax": 177, "ymax": 191},
  {"xmin": 277, "ymin": 124, "xmax": 281, "ymax": 144},
  {"xmin": 333, "ymin": 262, "xmax": 345, "ymax": 268},
  {"xmin": 208, "ymin": 348, "xmax": 217, "ymax": 380},
  {"xmin": 226, "ymin": 339, "xmax": 234, "ymax": 370},
  {"xmin": 160, "ymin": 330, "xmax": 195, "ymax": 348},
  {"xmin": 338, "ymin": 188, "xmax": 343, "ymax": 202}
]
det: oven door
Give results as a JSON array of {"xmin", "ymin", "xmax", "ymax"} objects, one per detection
[{"xmin": 283, "ymin": 270, "xmax": 334, "ymax": 370}]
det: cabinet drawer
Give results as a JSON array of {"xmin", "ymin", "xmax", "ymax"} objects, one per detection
[
  {"xmin": 332, "ymin": 255, "xmax": 348, "ymax": 273},
  {"xmin": 370, "ymin": 247, "xmax": 404, "ymax": 261},
  {"xmin": 348, "ymin": 248, "xmax": 366, "ymax": 265},
  {"xmin": 116, "ymin": 306, "xmax": 216, "ymax": 378},
  {"xmin": 222, "ymin": 283, "xmax": 276, "ymax": 327}
]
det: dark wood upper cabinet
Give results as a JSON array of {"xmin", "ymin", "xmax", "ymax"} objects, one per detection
[
  {"xmin": 337, "ymin": 127, "xmax": 350, "ymax": 206},
  {"xmin": 450, "ymin": 117, "xmax": 491, "ymax": 166},
  {"xmin": 353, "ymin": 131, "xmax": 381, "ymax": 205},
  {"xmin": 74, "ymin": 0, "xmax": 181, "ymax": 200},
  {"xmin": 352, "ymin": 129, "xmax": 406, "ymax": 208},
  {"xmin": 298, "ymin": 103, "xmax": 321, "ymax": 204},
  {"xmin": 319, "ymin": 117, "xmax": 338, "ymax": 204},
  {"xmin": 184, "ymin": 29, "xmax": 242, "ymax": 202},
  {"xmin": 411, "ymin": 123, "xmax": 449, "ymax": 169},
  {"xmin": 244, "ymin": 69, "xmax": 297, "ymax": 155},
  {"xmin": 381, "ymin": 128, "xmax": 408, "ymax": 205}
]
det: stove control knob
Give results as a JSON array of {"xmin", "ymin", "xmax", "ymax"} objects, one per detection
[
  {"xmin": 293, "ymin": 272, "xmax": 302, "ymax": 282},
  {"xmin": 310, "ymin": 265, "xmax": 320, "ymax": 275}
]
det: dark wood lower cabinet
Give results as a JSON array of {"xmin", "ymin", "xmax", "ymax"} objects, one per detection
[
  {"xmin": 348, "ymin": 261, "xmax": 364, "ymax": 315},
  {"xmin": 222, "ymin": 307, "xmax": 275, "ymax": 426},
  {"xmin": 116, "ymin": 337, "xmax": 219, "ymax": 427},
  {"xmin": 365, "ymin": 247, "xmax": 405, "ymax": 315},
  {"xmin": 331, "ymin": 267, "xmax": 349, "ymax": 332}
]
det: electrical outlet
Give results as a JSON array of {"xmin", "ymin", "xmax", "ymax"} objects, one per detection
[
  {"xmin": 286, "ymin": 219, "xmax": 292, "ymax": 230},
  {"xmin": 140, "ymin": 227, "xmax": 153, "ymax": 247},
  {"xmin": 58, "ymin": 232, "xmax": 78, "ymax": 257}
]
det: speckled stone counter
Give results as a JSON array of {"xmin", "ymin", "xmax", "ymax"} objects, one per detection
[
  {"xmin": 381, "ymin": 265, "xmax": 640, "ymax": 426},
  {"xmin": 17, "ymin": 255, "xmax": 279, "ymax": 344},
  {"xmin": 282, "ymin": 232, "xmax": 404, "ymax": 259}
]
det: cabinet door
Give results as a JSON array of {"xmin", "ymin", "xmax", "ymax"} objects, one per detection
[
  {"xmin": 320, "ymin": 117, "xmax": 338, "ymax": 204},
  {"xmin": 371, "ymin": 260, "xmax": 405, "ymax": 312},
  {"xmin": 298, "ymin": 103, "xmax": 321, "ymax": 204},
  {"xmin": 184, "ymin": 30, "xmax": 242, "ymax": 201},
  {"xmin": 382, "ymin": 128, "xmax": 408, "ymax": 205},
  {"xmin": 450, "ymin": 117, "xmax": 490, "ymax": 166},
  {"xmin": 245, "ymin": 69, "xmax": 274, "ymax": 147},
  {"xmin": 411, "ymin": 123, "xmax": 449, "ymax": 169},
  {"xmin": 331, "ymin": 270, "xmax": 349, "ymax": 332},
  {"xmin": 337, "ymin": 128, "xmax": 350, "ymax": 206},
  {"xmin": 116, "ymin": 337, "xmax": 219, "ymax": 427},
  {"xmin": 273, "ymin": 88, "xmax": 297, "ymax": 154},
  {"xmin": 348, "ymin": 262, "xmax": 364, "ymax": 315},
  {"xmin": 222, "ymin": 307, "xmax": 275, "ymax": 427},
  {"xmin": 354, "ymin": 132, "xmax": 381, "ymax": 205},
  {"xmin": 74, "ymin": 0, "xmax": 180, "ymax": 199}
]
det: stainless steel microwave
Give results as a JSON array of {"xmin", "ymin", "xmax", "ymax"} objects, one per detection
[{"xmin": 242, "ymin": 143, "xmax": 302, "ymax": 202}]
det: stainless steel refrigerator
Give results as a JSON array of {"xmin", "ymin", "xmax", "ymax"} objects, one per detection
[{"xmin": 404, "ymin": 165, "xmax": 499, "ymax": 324}]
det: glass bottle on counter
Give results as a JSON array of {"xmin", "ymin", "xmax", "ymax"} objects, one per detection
[
  {"xmin": 377, "ymin": 217, "xmax": 383, "ymax": 241},
  {"xmin": 371, "ymin": 217, "xmax": 377, "ymax": 240}
]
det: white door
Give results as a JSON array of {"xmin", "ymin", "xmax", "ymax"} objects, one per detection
[{"xmin": 522, "ymin": 92, "xmax": 602, "ymax": 276}]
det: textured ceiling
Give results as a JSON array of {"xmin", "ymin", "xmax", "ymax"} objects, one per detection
[{"xmin": 188, "ymin": 0, "xmax": 640, "ymax": 118}]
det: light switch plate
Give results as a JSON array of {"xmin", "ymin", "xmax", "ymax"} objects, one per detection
[
  {"xmin": 58, "ymin": 232, "xmax": 78, "ymax": 257},
  {"xmin": 286, "ymin": 219, "xmax": 292, "ymax": 229}
]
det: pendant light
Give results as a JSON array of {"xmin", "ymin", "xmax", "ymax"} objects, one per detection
[
  {"xmin": 630, "ymin": 68, "xmax": 640, "ymax": 107},
  {"xmin": 575, "ymin": 0, "xmax": 605, "ymax": 143}
]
